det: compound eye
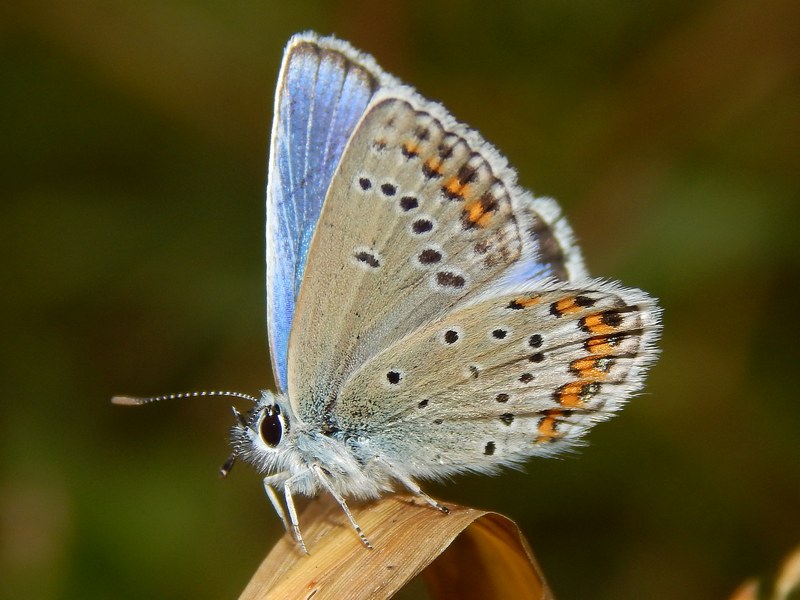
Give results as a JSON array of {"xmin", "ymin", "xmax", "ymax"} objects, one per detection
[{"xmin": 258, "ymin": 409, "xmax": 282, "ymax": 448}]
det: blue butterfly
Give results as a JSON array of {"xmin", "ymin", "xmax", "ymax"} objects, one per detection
[{"xmin": 116, "ymin": 32, "xmax": 661, "ymax": 553}]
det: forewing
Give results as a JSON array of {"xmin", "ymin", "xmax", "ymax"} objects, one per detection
[
  {"xmin": 288, "ymin": 88, "xmax": 587, "ymax": 421},
  {"xmin": 337, "ymin": 280, "xmax": 661, "ymax": 477},
  {"xmin": 266, "ymin": 34, "xmax": 390, "ymax": 391}
]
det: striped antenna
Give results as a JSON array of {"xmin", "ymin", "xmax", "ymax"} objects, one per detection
[{"xmin": 111, "ymin": 390, "xmax": 260, "ymax": 406}]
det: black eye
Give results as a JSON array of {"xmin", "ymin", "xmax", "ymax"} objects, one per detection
[{"xmin": 259, "ymin": 409, "xmax": 283, "ymax": 448}]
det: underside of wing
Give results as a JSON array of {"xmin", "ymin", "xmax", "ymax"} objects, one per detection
[
  {"xmin": 288, "ymin": 87, "xmax": 588, "ymax": 422},
  {"xmin": 266, "ymin": 33, "xmax": 397, "ymax": 391},
  {"xmin": 336, "ymin": 280, "xmax": 661, "ymax": 478}
]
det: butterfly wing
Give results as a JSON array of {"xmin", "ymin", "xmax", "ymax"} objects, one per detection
[
  {"xmin": 266, "ymin": 33, "xmax": 395, "ymax": 391},
  {"xmin": 287, "ymin": 83, "xmax": 587, "ymax": 424},
  {"xmin": 337, "ymin": 280, "xmax": 661, "ymax": 476}
]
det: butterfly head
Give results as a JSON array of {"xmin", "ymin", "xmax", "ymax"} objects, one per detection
[{"xmin": 228, "ymin": 390, "xmax": 301, "ymax": 476}]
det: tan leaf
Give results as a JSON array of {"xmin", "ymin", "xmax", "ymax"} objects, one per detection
[{"xmin": 239, "ymin": 494, "xmax": 554, "ymax": 600}]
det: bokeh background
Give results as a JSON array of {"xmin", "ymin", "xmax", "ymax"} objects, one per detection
[{"xmin": 2, "ymin": 1, "xmax": 799, "ymax": 598}]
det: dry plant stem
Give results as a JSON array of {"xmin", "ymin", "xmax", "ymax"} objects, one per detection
[{"xmin": 239, "ymin": 494, "xmax": 554, "ymax": 600}]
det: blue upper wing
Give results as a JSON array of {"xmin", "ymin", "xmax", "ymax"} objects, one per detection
[{"xmin": 266, "ymin": 34, "xmax": 386, "ymax": 391}]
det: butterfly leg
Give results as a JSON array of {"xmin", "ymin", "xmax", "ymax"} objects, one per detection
[
  {"xmin": 262, "ymin": 474, "xmax": 290, "ymax": 534},
  {"xmin": 311, "ymin": 464, "xmax": 373, "ymax": 549},
  {"xmin": 397, "ymin": 476, "xmax": 450, "ymax": 514},
  {"xmin": 282, "ymin": 474, "xmax": 309, "ymax": 554},
  {"xmin": 375, "ymin": 458, "xmax": 449, "ymax": 514}
]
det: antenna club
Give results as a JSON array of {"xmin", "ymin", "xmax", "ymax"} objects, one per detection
[{"xmin": 111, "ymin": 395, "xmax": 146, "ymax": 406}]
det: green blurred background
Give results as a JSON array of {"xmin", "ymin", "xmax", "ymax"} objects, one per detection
[{"xmin": 2, "ymin": 1, "xmax": 798, "ymax": 598}]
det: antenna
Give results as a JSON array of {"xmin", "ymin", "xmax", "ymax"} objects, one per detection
[{"xmin": 111, "ymin": 390, "xmax": 260, "ymax": 406}]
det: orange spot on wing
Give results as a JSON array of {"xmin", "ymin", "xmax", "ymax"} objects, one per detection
[
  {"xmin": 443, "ymin": 176, "xmax": 471, "ymax": 200},
  {"xmin": 423, "ymin": 157, "xmax": 444, "ymax": 177},
  {"xmin": 402, "ymin": 141, "xmax": 419, "ymax": 157},
  {"xmin": 556, "ymin": 382, "xmax": 586, "ymax": 408},
  {"xmin": 553, "ymin": 297, "xmax": 582, "ymax": 316},
  {"xmin": 581, "ymin": 313, "xmax": 617, "ymax": 335},
  {"xmin": 535, "ymin": 410, "xmax": 564, "ymax": 443},
  {"xmin": 570, "ymin": 357, "xmax": 611, "ymax": 380},
  {"xmin": 464, "ymin": 199, "xmax": 492, "ymax": 226},
  {"xmin": 586, "ymin": 335, "xmax": 614, "ymax": 354},
  {"xmin": 510, "ymin": 296, "xmax": 542, "ymax": 309}
]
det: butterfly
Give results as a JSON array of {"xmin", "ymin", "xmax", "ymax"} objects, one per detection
[{"xmin": 115, "ymin": 32, "xmax": 661, "ymax": 553}]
